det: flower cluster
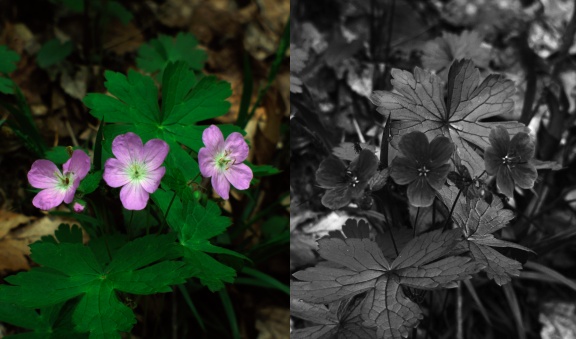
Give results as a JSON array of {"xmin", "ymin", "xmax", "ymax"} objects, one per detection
[{"xmin": 28, "ymin": 127, "xmax": 253, "ymax": 211}]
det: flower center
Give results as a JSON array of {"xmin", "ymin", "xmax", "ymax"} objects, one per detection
[
  {"xmin": 128, "ymin": 163, "xmax": 148, "ymax": 182},
  {"xmin": 215, "ymin": 150, "xmax": 235, "ymax": 171},
  {"xmin": 418, "ymin": 166, "xmax": 430, "ymax": 177},
  {"xmin": 55, "ymin": 171, "xmax": 74, "ymax": 191},
  {"xmin": 345, "ymin": 170, "xmax": 360, "ymax": 187}
]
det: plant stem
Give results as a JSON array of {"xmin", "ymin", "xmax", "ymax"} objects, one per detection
[
  {"xmin": 442, "ymin": 189, "xmax": 462, "ymax": 232},
  {"xmin": 413, "ymin": 207, "xmax": 420, "ymax": 237}
]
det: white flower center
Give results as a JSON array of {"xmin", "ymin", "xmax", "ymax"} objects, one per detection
[
  {"xmin": 215, "ymin": 149, "xmax": 235, "ymax": 172},
  {"xmin": 55, "ymin": 171, "xmax": 74, "ymax": 191},
  {"xmin": 127, "ymin": 163, "xmax": 148, "ymax": 183}
]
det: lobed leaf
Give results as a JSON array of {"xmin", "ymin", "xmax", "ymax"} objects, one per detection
[{"xmin": 371, "ymin": 59, "xmax": 527, "ymax": 177}]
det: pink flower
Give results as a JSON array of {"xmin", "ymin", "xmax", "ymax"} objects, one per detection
[
  {"xmin": 73, "ymin": 201, "xmax": 85, "ymax": 213},
  {"xmin": 198, "ymin": 125, "xmax": 253, "ymax": 200},
  {"xmin": 103, "ymin": 132, "xmax": 169, "ymax": 210},
  {"xmin": 27, "ymin": 150, "xmax": 91, "ymax": 210}
]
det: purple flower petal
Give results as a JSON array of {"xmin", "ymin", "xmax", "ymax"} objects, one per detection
[
  {"xmin": 212, "ymin": 172, "xmax": 230, "ymax": 200},
  {"xmin": 509, "ymin": 132, "xmax": 534, "ymax": 162},
  {"xmin": 141, "ymin": 166, "xmax": 166, "ymax": 193},
  {"xmin": 407, "ymin": 178, "xmax": 435, "ymax": 207},
  {"xmin": 32, "ymin": 187, "xmax": 66, "ymax": 210},
  {"xmin": 62, "ymin": 150, "xmax": 91, "ymax": 179},
  {"xmin": 112, "ymin": 132, "xmax": 144, "ymax": 165},
  {"xmin": 198, "ymin": 147, "xmax": 217, "ymax": 178},
  {"xmin": 63, "ymin": 178, "xmax": 81, "ymax": 204},
  {"xmin": 202, "ymin": 125, "xmax": 225, "ymax": 154},
  {"xmin": 103, "ymin": 158, "xmax": 130, "ymax": 188},
  {"xmin": 398, "ymin": 131, "xmax": 429, "ymax": 164},
  {"xmin": 73, "ymin": 202, "xmax": 85, "ymax": 212},
  {"xmin": 316, "ymin": 157, "xmax": 347, "ymax": 188},
  {"xmin": 224, "ymin": 163, "xmax": 252, "ymax": 190},
  {"xmin": 390, "ymin": 157, "xmax": 418, "ymax": 185},
  {"xmin": 142, "ymin": 139, "xmax": 169, "ymax": 170},
  {"xmin": 321, "ymin": 186, "xmax": 352, "ymax": 209},
  {"xmin": 488, "ymin": 126, "xmax": 510, "ymax": 158},
  {"xmin": 427, "ymin": 163, "xmax": 451, "ymax": 190},
  {"xmin": 120, "ymin": 182, "xmax": 149, "ymax": 210},
  {"xmin": 484, "ymin": 147, "xmax": 501, "ymax": 176},
  {"xmin": 28, "ymin": 160, "xmax": 60, "ymax": 189},
  {"xmin": 497, "ymin": 166, "xmax": 515, "ymax": 198},
  {"xmin": 511, "ymin": 163, "xmax": 537, "ymax": 189},
  {"xmin": 351, "ymin": 149, "xmax": 378, "ymax": 182},
  {"xmin": 224, "ymin": 132, "xmax": 249, "ymax": 162},
  {"xmin": 428, "ymin": 136, "xmax": 454, "ymax": 168}
]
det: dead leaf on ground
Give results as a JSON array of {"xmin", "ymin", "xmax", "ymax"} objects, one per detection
[
  {"xmin": 255, "ymin": 306, "xmax": 289, "ymax": 339},
  {"xmin": 0, "ymin": 210, "xmax": 82, "ymax": 274}
]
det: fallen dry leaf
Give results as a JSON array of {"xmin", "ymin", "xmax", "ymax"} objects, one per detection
[
  {"xmin": 255, "ymin": 306, "xmax": 289, "ymax": 339},
  {"xmin": 0, "ymin": 210, "xmax": 81, "ymax": 274}
]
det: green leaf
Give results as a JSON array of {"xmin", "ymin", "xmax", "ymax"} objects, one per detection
[
  {"xmin": 422, "ymin": 30, "xmax": 490, "ymax": 72},
  {"xmin": 290, "ymin": 298, "xmax": 376, "ymax": 339},
  {"xmin": 291, "ymin": 229, "xmax": 479, "ymax": 338},
  {"xmin": 247, "ymin": 162, "xmax": 280, "ymax": 177},
  {"xmin": 152, "ymin": 191, "xmax": 242, "ymax": 291},
  {"xmin": 452, "ymin": 197, "xmax": 531, "ymax": 285},
  {"xmin": 362, "ymin": 276, "xmax": 422, "ymax": 339},
  {"xmin": 0, "ymin": 45, "xmax": 20, "ymax": 73},
  {"xmin": 0, "ymin": 301, "xmax": 87, "ymax": 338},
  {"xmin": 37, "ymin": 39, "xmax": 73, "ymax": 68},
  {"xmin": 84, "ymin": 61, "xmax": 233, "ymax": 183},
  {"xmin": 0, "ymin": 234, "xmax": 191, "ymax": 338},
  {"xmin": 0, "ymin": 45, "xmax": 19, "ymax": 94},
  {"xmin": 84, "ymin": 69, "xmax": 160, "ymax": 124},
  {"xmin": 104, "ymin": 1, "xmax": 132, "ymax": 24},
  {"xmin": 44, "ymin": 146, "xmax": 80, "ymax": 165},
  {"xmin": 78, "ymin": 170, "xmax": 102, "ymax": 195},
  {"xmin": 137, "ymin": 33, "xmax": 207, "ymax": 79},
  {"xmin": 371, "ymin": 59, "xmax": 527, "ymax": 177}
]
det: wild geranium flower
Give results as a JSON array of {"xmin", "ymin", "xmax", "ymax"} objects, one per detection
[
  {"xmin": 198, "ymin": 125, "xmax": 253, "ymax": 200},
  {"xmin": 485, "ymin": 126, "xmax": 537, "ymax": 198},
  {"xmin": 27, "ymin": 150, "xmax": 91, "ymax": 210},
  {"xmin": 390, "ymin": 131, "xmax": 454, "ymax": 207},
  {"xmin": 316, "ymin": 149, "xmax": 379, "ymax": 210},
  {"xmin": 103, "ymin": 132, "xmax": 169, "ymax": 210}
]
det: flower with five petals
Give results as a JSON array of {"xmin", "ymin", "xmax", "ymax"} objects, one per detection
[
  {"xmin": 27, "ymin": 150, "xmax": 91, "ymax": 210},
  {"xmin": 103, "ymin": 132, "xmax": 169, "ymax": 210},
  {"xmin": 389, "ymin": 131, "xmax": 454, "ymax": 207},
  {"xmin": 484, "ymin": 126, "xmax": 537, "ymax": 198}
]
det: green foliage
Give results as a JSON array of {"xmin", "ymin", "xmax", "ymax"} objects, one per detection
[
  {"xmin": 153, "ymin": 189, "xmax": 245, "ymax": 291},
  {"xmin": 0, "ymin": 45, "xmax": 20, "ymax": 94},
  {"xmin": 78, "ymin": 170, "xmax": 103, "ymax": 195},
  {"xmin": 83, "ymin": 61, "xmax": 235, "ymax": 182},
  {"xmin": 291, "ymin": 227, "xmax": 481, "ymax": 338},
  {"xmin": 0, "ymin": 226, "xmax": 192, "ymax": 339},
  {"xmin": 52, "ymin": 0, "xmax": 132, "ymax": 24},
  {"xmin": 0, "ymin": 301, "xmax": 86, "ymax": 338},
  {"xmin": 137, "ymin": 33, "xmax": 207, "ymax": 80},
  {"xmin": 370, "ymin": 59, "xmax": 527, "ymax": 177},
  {"xmin": 37, "ymin": 39, "xmax": 74, "ymax": 68}
]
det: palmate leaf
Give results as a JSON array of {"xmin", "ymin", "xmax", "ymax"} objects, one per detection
[
  {"xmin": 452, "ymin": 197, "xmax": 532, "ymax": 285},
  {"xmin": 371, "ymin": 59, "xmax": 527, "ymax": 177},
  {"xmin": 137, "ymin": 33, "xmax": 207, "ymax": 80},
  {"xmin": 291, "ymin": 298, "xmax": 377, "ymax": 339},
  {"xmin": 0, "ymin": 232, "xmax": 191, "ymax": 339},
  {"xmin": 84, "ymin": 61, "xmax": 237, "ymax": 182},
  {"xmin": 152, "ymin": 189, "xmax": 243, "ymax": 291},
  {"xmin": 291, "ymin": 229, "xmax": 478, "ymax": 338}
]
